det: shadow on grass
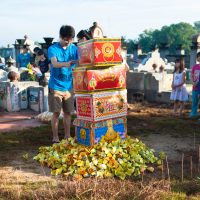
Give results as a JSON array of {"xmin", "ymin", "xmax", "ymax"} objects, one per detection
[
  {"xmin": 0, "ymin": 121, "xmax": 75, "ymax": 170},
  {"xmin": 127, "ymin": 114, "xmax": 200, "ymax": 138},
  {"xmin": 171, "ymin": 180, "xmax": 200, "ymax": 196}
]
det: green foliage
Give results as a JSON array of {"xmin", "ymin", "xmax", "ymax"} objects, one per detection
[
  {"xmin": 194, "ymin": 21, "xmax": 200, "ymax": 32},
  {"xmin": 137, "ymin": 29, "xmax": 154, "ymax": 53},
  {"xmin": 126, "ymin": 22, "xmax": 197, "ymax": 54},
  {"xmin": 126, "ymin": 40, "xmax": 134, "ymax": 54}
]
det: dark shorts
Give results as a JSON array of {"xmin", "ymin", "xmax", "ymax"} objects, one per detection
[{"xmin": 48, "ymin": 88, "xmax": 74, "ymax": 113}]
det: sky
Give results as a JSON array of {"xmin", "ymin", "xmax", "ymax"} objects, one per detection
[{"xmin": 0, "ymin": 0, "xmax": 199, "ymax": 46}]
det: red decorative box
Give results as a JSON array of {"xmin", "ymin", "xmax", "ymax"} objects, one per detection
[
  {"xmin": 78, "ymin": 38, "xmax": 122, "ymax": 66},
  {"xmin": 73, "ymin": 65, "xmax": 126, "ymax": 92},
  {"xmin": 75, "ymin": 90, "xmax": 127, "ymax": 122}
]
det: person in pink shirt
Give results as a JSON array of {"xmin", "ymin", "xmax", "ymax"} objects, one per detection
[{"xmin": 189, "ymin": 52, "xmax": 200, "ymax": 117}]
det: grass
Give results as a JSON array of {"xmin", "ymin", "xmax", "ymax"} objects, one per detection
[
  {"xmin": 1, "ymin": 102, "xmax": 200, "ymax": 199},
  {"xmin": 0, "ymin": 177, "xmax": 173, "ymax": 200},
  {"xmin": 1, "ymin": 176, "xmax": 200, "ymax": 200},
  {"xmin": 172, "ymin": 180, "xmax": 200, "ymax": 196}
]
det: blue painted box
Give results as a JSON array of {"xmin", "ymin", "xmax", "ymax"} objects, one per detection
[{"xmin": 73, "ymin": 117, "xmax": 127, "ymax": 146}]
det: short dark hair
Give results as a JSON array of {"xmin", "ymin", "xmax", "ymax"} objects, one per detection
[
  {"xmin": 197, "ymin": 52, "xmax": 200, "ymax": 58},
  {"xmin": 33, "ymin": 47, "xmax": 41, "ymax": 53},
  {"xmin": 23, "ymin": 45, "xmax": 29, "ymax": 49},
  {"xmin": 59, "ymin": 25, "xmax": 75, "ymax": 39},
  {"xmin": 37, "ymin": 49, "xmax": 44, "ymax": 56},
  {"xmin": 77, "ymin": 30, "xmax": 91, "ymax": 40}
]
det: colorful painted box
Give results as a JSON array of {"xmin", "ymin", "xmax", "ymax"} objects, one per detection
[
  {"xmin": 73, "ymin": 65, "xmax": 126, "ymax": 92},
  {"xmin": 75, "ymin": 90, "xmax": 127, "ymax": 122},
  {"xmin": 73, "ymin": 117, "xmax": 127, "ymax": 146},
  {"xmin": 78, "ymin": 38, "xmax": 122, "ymax": 66}
]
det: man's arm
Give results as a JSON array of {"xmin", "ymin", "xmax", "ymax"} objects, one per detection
[{"xmin": 50, "ymin": 57, "xmax": 78, "ymax": 68}]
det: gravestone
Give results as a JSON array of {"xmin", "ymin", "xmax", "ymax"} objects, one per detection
[
  {"xmin": 0, "ymin": 81, "xmax": 39, "ymax": 112},
  {"xmin": 137, "ymin": 49, "xmax": 166, "ymax": 72},
  {"xmin": 126, "ymin": 71, "xmax": 173, "ymax": 102},
  {"xmin": 0, "ymin": 69, "xmax": 8, "ymax": 82},
  {"xmin": 159, "ymin": 42, "xmax": 169, "ymax": 59}
]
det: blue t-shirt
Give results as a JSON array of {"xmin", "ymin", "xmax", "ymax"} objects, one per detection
[
  {"xmin": 48, "ymin": 42, "xmax": 78, "ymax": 91},
  {"xmin": 17, "ymin": 53, "xmax": 31, "ymax": 68}
]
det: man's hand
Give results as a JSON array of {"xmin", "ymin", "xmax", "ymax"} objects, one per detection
[
  {"xmin": 64, "ymin": 60, "xmax": 78, "ymax": 68},
  {"xmin": 51, "ymin": 57, "xmax": 78, "ymax": 68},
  {"xmin": 71, "ymin": 60, "xmax": 78, "ymax": 64}
]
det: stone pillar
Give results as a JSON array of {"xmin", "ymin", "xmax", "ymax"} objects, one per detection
[
  {"xmin": 176, "ymin": 44, "xmax": 185, "ymax": 56},
  {"xmin": 190, "ymin": 34, "xmax": 200, "ymax": 68},
  {"xmin": 133, "ymin": 44, "xmax": 142, "ymax": 58},
  {"xmin": 159, "ymin": 42, "xmax": 169, "ymax": 59},
  {"xmin": 41, "ymin": 37, "xmax": 54, "ymax": 56},
  {"xmin": 150, "ymin": 44, "xmax": 159, "ymax": 52},
  {"xmin": 13, "ymin": 44, "xmax": 24, "ymax": 67},
  {"xmin": 39, "ymin": 43, "xmax": 48, "ymax": 56},
  {"xmin": 14, "ymin": 39, "xmax": 26, "ymax": 66}
]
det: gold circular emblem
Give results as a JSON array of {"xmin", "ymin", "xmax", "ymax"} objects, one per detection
[{"xmin": 102, "ymin": 43, "xmax": 114, "ymax": 58}]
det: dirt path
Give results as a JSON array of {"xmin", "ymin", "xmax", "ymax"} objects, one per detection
[{"xmin": 0, "ymin": 111, "xmax": 43, "ymax": 132}]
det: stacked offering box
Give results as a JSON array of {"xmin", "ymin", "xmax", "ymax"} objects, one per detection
[
  {"xmin": 73, "ymin": 37, "xmax": 127, "ymax": 147},
  {"xmin": 78, "ymin": 38, "xmax": 122, "ymax": 66},
  {"xmin": 75, "ymin": 90, "xmax": 127, "ymax": 122},
  {"xmin": 73, "ymin": 65, "xmax": 126, "ymax": 92},
  {"xmin": 73, "ymin": 117, "xmax": 127, "ymax": 146}
]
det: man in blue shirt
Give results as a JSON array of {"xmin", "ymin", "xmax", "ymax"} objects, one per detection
[
  {"xmin": 48, "ymin": 25, "xmax": 78, "ymax": 143},
  {"xmin": 17, "ymin": 45, "xmax": 31, "ymax": 68}
]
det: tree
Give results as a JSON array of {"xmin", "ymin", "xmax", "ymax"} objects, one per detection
[
  {"xmin": 121, "ymin": 37, "xmax": 137, "ymax": 54},
  {"xmin": 194, "ymin": 21, "xmax": 200, "ymax": 33},
  {"xmin": 137, "ymin": 29, "xmax": 154, "ymax": 53},
  {"xmin": 136, "ymin": 22, "xmax": 197, "ymax": 54},
  {"xmin": 126, "ymin": 39, "xmax": 136, "ymax": 54}
]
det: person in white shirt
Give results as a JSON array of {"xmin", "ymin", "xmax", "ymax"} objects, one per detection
[{"xmin": 170, "ymin": 58, "xmax": 188, "ymax": 116}]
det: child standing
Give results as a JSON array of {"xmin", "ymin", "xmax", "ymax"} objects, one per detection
[
  {"xmin": 189, "ymin": 52, "xmax": 200, "ymax": 117},
  {"xmin": 170, "ymin": 58, "xmax": 188, "ymax": 116}
]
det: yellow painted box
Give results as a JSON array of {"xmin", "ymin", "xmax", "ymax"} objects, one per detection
[{"xmin": 73, "ymin": 117, "xmax": 127, "ymax": 146}]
